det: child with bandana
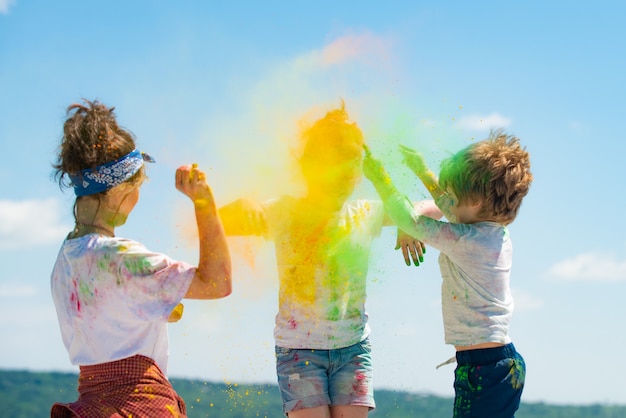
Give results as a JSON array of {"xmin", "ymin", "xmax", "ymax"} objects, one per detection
[
  {"xmin": 50, "ymin": 99, "xmax": 232, "ymax": 417},
  {"xmin": 362, "ymin": 131, "xmax": 532, "ymax": 418}
]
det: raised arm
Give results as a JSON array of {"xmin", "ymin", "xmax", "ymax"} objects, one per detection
[
  {"xmin": 176, "ymin": 164, "xmax": 232, "ymax": 300},
  {"xmin": 399, "ymin": 145, "xmax": 445, "ymax": 200},
  {"xmin": 363, "ymin": 145, "xmax": 431, "ymax": 239}
]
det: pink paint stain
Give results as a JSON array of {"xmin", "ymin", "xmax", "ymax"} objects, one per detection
[
  {"xmin": 352, "ymin": 371, "xmax": 368, "ymax": 395},
  {"xmin": 70, "ymin": 292, "xmax": 81, "ymax": 312}
]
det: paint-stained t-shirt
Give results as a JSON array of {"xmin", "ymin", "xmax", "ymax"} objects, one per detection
[
  {"xmin": 50, "ymin": 234, "xmax": 196, "ymax": 373},
  {"xmin": 264, "ymin": 197, "xmax": 385, "ymax": 350},
  {"xmin": 384, "ymin": 194, "xmax": 514, "ymax": 347}
]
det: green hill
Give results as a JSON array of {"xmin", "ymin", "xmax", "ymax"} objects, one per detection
[{"xmin": 1, "ymin": 369, "xmax": 624, "ymax": 417}]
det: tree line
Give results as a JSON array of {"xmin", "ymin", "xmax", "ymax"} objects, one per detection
[{"xmin": 1, "ymin": 369, "xmax": 624, "ymax": 417}]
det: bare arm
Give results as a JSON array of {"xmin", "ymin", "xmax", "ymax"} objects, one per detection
[
  {"xmin": 382, "ymin": 200, "xmax": 443, "ymax": 226},
  {"xmin": 363, "ymin": 146, "xmax": 434, "ymax": 239},
  {"xmin": 176, "ymin": 164, "xmax": 232, "ymax": 300},
  {"xmin": 413, "ymin": 200, "xmax": 444, "ymax": 220}
]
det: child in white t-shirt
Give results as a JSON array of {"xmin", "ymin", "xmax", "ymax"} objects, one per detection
[
  {"xmin": 50, "ymin": 99, "xmax": 232, "ymax": 417},
  {"xmin": 363, "ymin": 130, "xmax": 532, "ymax": 418},
  {"xmin": 219, "ymin": 102, "xmax": 425, "ymax": 418}
]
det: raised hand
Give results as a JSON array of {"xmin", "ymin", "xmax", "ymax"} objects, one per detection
[
  {"xmin": 219, "ymin": 198, "xmax": 268, "ymax": 236},
  {"xmin": 362, "ymin": 145, "xmax": 390, "ymax": 186},
  {"xmin": 399, "ymin": 145, "xmax": 443, "ymax": 198},
  {"xmin": 399, "ymin": 144, "xmax": 428, "ymax": 176},
  {"xmin": 175, "ymin": 163, "xmax": 214, "ymax": 206}
]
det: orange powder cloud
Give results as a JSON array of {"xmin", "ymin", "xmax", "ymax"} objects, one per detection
[{"xmin": 320, "ymin": 33, "xmax": 393, "ymax": 69}]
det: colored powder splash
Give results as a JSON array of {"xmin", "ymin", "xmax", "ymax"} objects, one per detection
[
  {"xmin": 175, "ymin": 32, "xmax": 477, "ymax": 298},
  {"xmin": 357, "ymin": 99, "xmax": 472, "ymax": 201},
  {"xmin": 160, "ymin": 32, "xmax": 498, "ymax": 394},
  {"xmin": 236, "ymin": 105, "xmax": 375, "ymax": 327},
  {"xmin": 272, "ymin": 200, "xmax": 369, "ymax": 317}
]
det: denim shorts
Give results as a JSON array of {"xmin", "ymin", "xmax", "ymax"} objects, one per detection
[
  {"xmin": 275, "ymin": 338, "xmax": 375, "ymax": 414},
  {"xmin": 453, "ymin": 343, "xmax": 526, "ymax": 418}
]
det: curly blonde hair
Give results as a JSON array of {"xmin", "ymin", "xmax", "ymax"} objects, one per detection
[{"xmin": 439, "ymin": 129, "xmax": 533, "ymax": 225}]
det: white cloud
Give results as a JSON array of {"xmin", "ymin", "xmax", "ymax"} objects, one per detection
[
  {"xmin": 511, "ymin": 287, "xmax": 543, "ymax": 312},
  {"xmin": 0, "ymin": 283, "xmax": 38, "ymax": 298},
  {"xmin": 547, "ymin": 252, "xmax": 626, "ymax": 281},
  {"xmin": 455, "ymin": 113, "xmax": 512, "ymax": 132},
  {"xmin": 0, "ymin": 198, "xmax": 71, "ymax": 249},
  {"xmin": 0, "ymin": 0, "xmax": 15, "ymax": 14}
]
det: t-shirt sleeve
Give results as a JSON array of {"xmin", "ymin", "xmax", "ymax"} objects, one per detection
[
  {"xmin": 435, "ymin": 193, "xmax": 458, "ymax": 223},
  {"xmin": 115, "ymin": 239, "xmax": 196, "ymax": 321},
  {"xmin": 262, "ymin": 197, "xmax": 287, "ymax": 240},
  {"xmin": 365, "ymin": 200, "xmax": 385, "ymax": 237}
]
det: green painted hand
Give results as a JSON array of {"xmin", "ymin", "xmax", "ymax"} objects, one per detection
[
  {"xmin": 399, "ymin": 144, "xmax": 428, "ymax": 176},
  {"xmin": 362, "ymin": 145, "xmax": 390, "ymax": 186}
]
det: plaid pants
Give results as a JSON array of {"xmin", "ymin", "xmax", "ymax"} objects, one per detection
[{"xmin": 51, "ymin": 355, "xmax": 186, "ymax": 418}]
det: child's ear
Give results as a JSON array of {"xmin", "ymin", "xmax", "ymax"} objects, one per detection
[
  {"xmin": 470, "ymin": 199, "xmax": 482, "ymax": 209},
  {"xmin": 468, "ymin": 199, "xmax": 483, "ymax": 216}
]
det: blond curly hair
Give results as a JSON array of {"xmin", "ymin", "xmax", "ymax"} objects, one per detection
[{"xmin": 439, "ymin": 129, "xmax": 533, "ymax": 225}]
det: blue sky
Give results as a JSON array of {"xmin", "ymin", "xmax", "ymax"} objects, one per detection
[{"xmin": 1, "ymin": 0, "xmax": 625, "ymax": 407}]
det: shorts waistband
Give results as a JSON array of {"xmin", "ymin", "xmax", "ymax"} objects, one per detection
[{"xmin": 455, "ymin": 343, "xmax": 517, "ymax": 366}]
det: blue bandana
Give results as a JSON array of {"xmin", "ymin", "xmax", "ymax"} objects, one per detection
[{"xmin": 70, "ymin": 149, "xmax": 155, "ymax": 196}]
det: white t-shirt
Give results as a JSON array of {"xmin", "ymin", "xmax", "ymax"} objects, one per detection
[
  {"xmin": 384, "ymin": 194, "xmax": 514, "ymax": 347},
  {"xmin": 264, "ymin": 197, "xmax": 385, "ymax": 349},
  {"xmin": 50, "ymin": 234, "xmax": 196, "ymax": 373}
]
